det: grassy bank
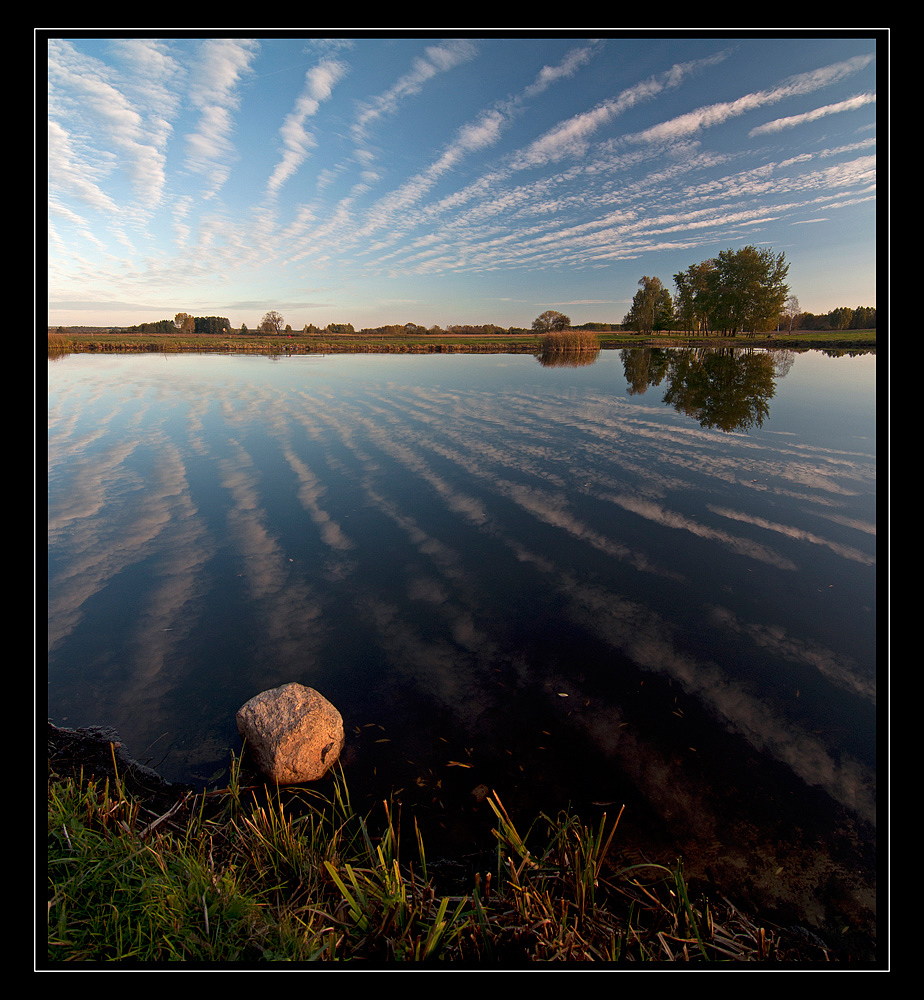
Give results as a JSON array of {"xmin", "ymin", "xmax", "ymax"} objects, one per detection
[
  {"xmin": 45, "ymin": 737, "xmax": 845, "ymax": 966},
  {"xmin": 47, "ymin": 329, "xmax": 876, "ymax": 358}
]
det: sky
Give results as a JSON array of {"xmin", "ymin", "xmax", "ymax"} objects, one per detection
[{"xmin": 44, "ymin": 32, "xmax": 881, "ymax": 331}]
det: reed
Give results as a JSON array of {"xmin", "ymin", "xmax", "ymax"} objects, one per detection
[
  {"xmin": 47, "ymin": 331, "xmax": 70, "ymax": 356},
  {"xmin": 540, "ymin": 330, "xmax": 600, "ymax": 352}
]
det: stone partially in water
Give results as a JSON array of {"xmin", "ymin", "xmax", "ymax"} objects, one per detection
[{"xmin": 236, "ymin": 683, "xmax": 344, "ymax": 785}]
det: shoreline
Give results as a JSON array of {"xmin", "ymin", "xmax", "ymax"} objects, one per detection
[{"xmin": 49, "ymin": 333, "xmax": 877, "ymax": 357}]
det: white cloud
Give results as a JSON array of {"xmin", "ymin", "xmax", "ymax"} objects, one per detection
[
  {"xmin": 47, "ymin": 38, "xmax": 176, "ymax": 216},
  {"xmin": 351, "ymin": 39, "xmax": 478, "ymax": 142},
  {"xmin": 749, "ymin": 92, "xmax": 876, "ymax": 136},
  {"xmin": 512, "ymin": 52, "xmax": 731, "ymax": 170},
  {"xmin": 630, "ymin": 52, "xmax": 875, "ymax": 145},
  {"xmin": 265, "ymin": 58, "xmax": 348, "ymax": 199},
  {"xmin": 184, "ymin": 38, "xmax": 260, "ymax": 198},
  {"xmin": 521, "ymin": 40, "xmax": 603, "ymax": 98}
]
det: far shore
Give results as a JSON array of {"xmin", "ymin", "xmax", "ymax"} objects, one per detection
[{"xmin": 48, "ymin": 328, "xmax": 876, "ymax": 357}]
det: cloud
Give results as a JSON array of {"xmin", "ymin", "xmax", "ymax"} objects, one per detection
[
  {"xmin": 356, "ymin": 109, "xmax": 507, "ymax": 236},
  {"xmin": 351, "ymin": 39, "xmax": 478, "ymax": 142},
  {"xmin": 184, "ymin": 38, "xmax": 260, "ymax": 198},
  {"xmin": 48, "ymin": 119, "xmax": 120, "ymax": 215},
  {"xmin": 511, "ymin": 51, "xmax": 731, "ymax": 170},
  {"xmin": 629, "ymin": 52, "xmax": 875, "ymax": 145},
  {"xmin": 749, "ymin": 92, "xmax": 876, "ymax": 136},
  {"xmin": 47, "ymin": 38, "xmax": 177, "ymax": 216},
  {"xmin": 521, "ymin": 40, "xmax": 603, "ymax": 98},
  {"xmin": 265, "ymin": 58, "xmax": 348, "ymax": 199}
]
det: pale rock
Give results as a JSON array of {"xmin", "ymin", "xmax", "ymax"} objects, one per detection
[{"xmin": 236, "ymin": 683, "xmax": 344, "ymax": 785}]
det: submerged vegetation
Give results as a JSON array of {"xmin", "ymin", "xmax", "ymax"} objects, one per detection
[{"xmin": 45, "ymin": 733, "xmax": 850, "ymax": 966}]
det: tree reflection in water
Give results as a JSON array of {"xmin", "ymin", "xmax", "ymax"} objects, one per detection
[{"xmin": 620, "ymin": 347, "xmax": 798, "ymax": 433}]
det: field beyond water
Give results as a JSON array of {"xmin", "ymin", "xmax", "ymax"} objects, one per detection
[{"xmin": 47, "ymin": 328, "xmax": 877, "ymax": 357}]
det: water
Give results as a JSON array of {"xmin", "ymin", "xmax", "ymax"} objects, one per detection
[{"xmin": 46, "ymin": 346, "xmax": 877, "ymax": 942}]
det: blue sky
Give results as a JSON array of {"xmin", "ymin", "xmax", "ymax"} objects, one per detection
[{"xmin": 45, "ymin": 33, "xmax": 880, "ymax": 330}]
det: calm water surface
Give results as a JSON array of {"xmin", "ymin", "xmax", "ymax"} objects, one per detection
[{"xmin": 46, "ymin": 347, "xmax": 877, "ymax": 944}]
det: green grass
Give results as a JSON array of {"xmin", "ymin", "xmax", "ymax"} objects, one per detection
[{"xmin": 45, "ymin": 749, "xmax": 836, "ymax": 965}]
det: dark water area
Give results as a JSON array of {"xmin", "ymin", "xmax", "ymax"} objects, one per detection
[{"xmin": 46, "ymin": 347, "xmax": 878, "ymax": 953}]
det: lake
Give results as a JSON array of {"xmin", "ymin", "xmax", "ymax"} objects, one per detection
[{"xmin": 46, "ymin": 346, "xmax": 877, "ymax": 947}]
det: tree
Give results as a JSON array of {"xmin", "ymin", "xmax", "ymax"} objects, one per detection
[
  {"xmin": 673, "ymin": 261, "xmax": 717, "ymax": 335},
  {"xmin": 532, "ymin": 310, "xmax": 571, "ymax": 333},
  {"xmin": 194, "ymin": 316, "xmax": 231, "ymax": 335},
  {"xmin": 710, "ymin": 246, "xmax": 789, "ymax": 335},
  {"xmin": 260, "ymin": 310, "xmax": 285, "ymax": 334},
  {"xmin": 672, "ymin": 247, "xmax": 789, "ymax": 336},
  {"xmin": 850, "ymin": 306, "xmax": 876, "ymax": 329},
  {"xmin": 828, "ymin": 306, "xmax": 854, "ymax": 331},
  {"xmin": 624, "ymin": 276, "xmax": 673, "ymax": 334},
  {"xmin": 174, "ymin": 312, "xmax": 194, "ymax": 334},
  {"xmin": 781, "ymin": 295, "xmax": 801, "ymax": 333}
]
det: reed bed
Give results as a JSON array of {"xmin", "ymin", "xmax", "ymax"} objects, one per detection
[
  {"xmin": 540, "ymin": 330, "xmax": 600, "ymax": 353},
  {"xmin": 46, "ymin": 749, "xmax": 835, "ymax": 965},
  {"xmin": 47, "ymin": 332, "xmax": 70, "ymax": 357}
]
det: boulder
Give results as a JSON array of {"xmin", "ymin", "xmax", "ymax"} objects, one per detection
[{"xmin": 236, "ymin": 683, "xmax": 344, "ymax": 785}]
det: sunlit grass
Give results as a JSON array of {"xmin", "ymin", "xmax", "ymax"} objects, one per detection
[{"xmin": 45, "ymin": 746, "xmax": 832, "ymax": 964}]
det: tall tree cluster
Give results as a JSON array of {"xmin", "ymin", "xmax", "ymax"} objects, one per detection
[{"xmin": 664, "ymin": 246, "xmax": 790, "ymax": 336}]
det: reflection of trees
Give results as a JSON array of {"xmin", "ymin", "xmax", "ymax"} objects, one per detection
[
  {"xmin": 662, "ymin": 348, "xmax": 776, "ymax": 432},
  {"xmin": 772, "ymin": 350, "xmax": 796, "ymax": 378},
  {"xmin": 621, "ymin": 347, "xmax": 780, "ymax": 432},
  {"xmin": 619, "ymin": 348, "xmax": 671, "ymax": 394}
]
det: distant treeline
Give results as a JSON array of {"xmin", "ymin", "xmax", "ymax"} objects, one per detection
[
  {"xmin": 796, "ymin": 306, "xmax": 876, "ymax": 330},
  {"xmin": 53, "ymin": 309, "xmax": 873, "ymax": 338},
  {"xmin": 127, "ymin": 316, "xmax": 230, "ymax": 335},
  {"xmin": 109, "ymin": 319, "xmax": 625, "ymax": 337}
]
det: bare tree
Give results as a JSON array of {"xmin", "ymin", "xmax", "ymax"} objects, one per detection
[
  {"xmin": 260, "ymin": 310, "xmax": 285, "ymax": 334},
  {"xmin": 781, "ymin": 295, "xmax": 801, "ymax": 333}
]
